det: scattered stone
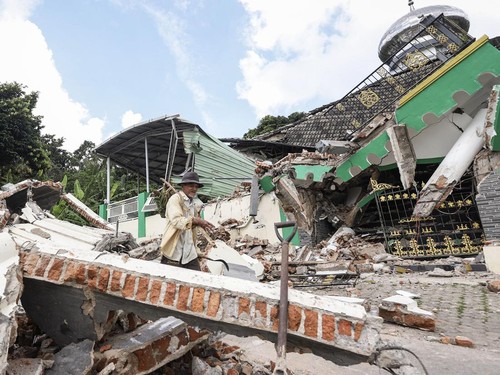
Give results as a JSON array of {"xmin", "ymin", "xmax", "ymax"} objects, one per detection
[
  {"xmin": 45, "ymin": 339, "xmax": 94, "ymax": 375},
  {"xmin": 7, "ymin": 358, "xmax": 45, "ymax": 375},
  {"xmin": 428, "ymin": 268, "xmax": 454, "ymax": 277},
  {"xmin": 455, "ymin": 336, "xmax": 474, "ymax": 348},
  {"xmin": 440, "ymin": 336, "xmax": 452, "ymax": 345},
  {"xmin": 192, "ymin": 356, "xmax": 223, "ymax": 374},
  {"xmin": 486, "ymin": 280, "xmax": 500, "ymax": 293}
]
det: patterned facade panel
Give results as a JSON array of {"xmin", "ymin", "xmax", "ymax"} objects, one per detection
[{"xmin": 374, "ymin": 179, "xmax": 484, "ymax": 259}]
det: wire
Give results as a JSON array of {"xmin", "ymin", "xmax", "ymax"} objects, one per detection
[{"xmin": 370, "ymin": 344, "xmax": 430, "ymax": 375}]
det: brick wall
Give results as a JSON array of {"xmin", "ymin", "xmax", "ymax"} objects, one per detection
[
  {"xmin": 19, "ymin": 249, "xmax": 381, "ymax": 357},
  {"xmin": 476, "ymin": 168, "xmax": 500, "ymax": 241}
]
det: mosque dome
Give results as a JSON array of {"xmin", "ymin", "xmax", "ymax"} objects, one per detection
[{"xmin": 378, "ymin": 5, "xmax": 470, "ymax": 62}]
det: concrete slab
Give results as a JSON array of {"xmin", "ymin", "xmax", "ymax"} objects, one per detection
[
  {"xmin": 484, "ymin": 245, "xmax": 500, "ymax": 274},
  {"xmin": 45, "ymin": 339, "xmax": 94, "ymax": 375}
]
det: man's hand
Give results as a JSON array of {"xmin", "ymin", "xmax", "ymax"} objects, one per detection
[{"xmin": 193, "ymin": 217, "xmax": 215, "ymax": 232}]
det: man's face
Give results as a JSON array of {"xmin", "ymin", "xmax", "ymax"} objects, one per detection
[{"xmin": 181, "ymin": 183, "xmax": 199, "ymax": 199}]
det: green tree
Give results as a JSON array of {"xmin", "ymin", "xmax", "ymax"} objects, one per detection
[
  {"xmin": 243, "ymin": 111, "xmax": 307, "ymax": 139},
  {"xmin": 42, "ymin": 134, "xmax": 73, "ymax": 182},
  {"xmin": 0, "ymin": 82, "xmax": 51, "ymax": 184}
]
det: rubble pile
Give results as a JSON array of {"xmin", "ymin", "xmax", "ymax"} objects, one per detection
[{"xmin": 8, "ymin": 310, "xmax": 275, "ymax": 375}]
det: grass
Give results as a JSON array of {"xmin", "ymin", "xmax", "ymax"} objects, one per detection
[{"xmin": 481, "ymin": 288, "xmax": 490, "ymax": 323}]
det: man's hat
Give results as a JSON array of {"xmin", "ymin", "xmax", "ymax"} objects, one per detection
[{"xmin": 179, "ymin": 171, "xmax": 204, "ymax": 187}]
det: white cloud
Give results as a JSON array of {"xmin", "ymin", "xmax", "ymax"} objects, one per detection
[
  {"xmin": 0, "ymin": 1, "xmax": 105, "ymax": 152},
  {"xmin": 140, "ymin": 1, "xmax": 217, "ymax": 132},
  {"xmin": 121, "ymin": 110, "xmax": 143, "ymax": 128},
  {"xmin": 237, "ymin": 0, "xmax": 500, "ymax": 118}
]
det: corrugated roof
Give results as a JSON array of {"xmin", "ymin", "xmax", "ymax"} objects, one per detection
[{"xmin": 94, "ymin": 114, "xmax": 256, "ymax": 199}]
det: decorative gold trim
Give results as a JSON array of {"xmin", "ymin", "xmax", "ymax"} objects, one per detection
[
  {"xmin": 358, "ymin": 89, "xmax": 379, "ymax": 109},
  {"xmin": 371, "ymin": 178, "xmax": 398, "ymax": 191},
  {"xmin": 399, "ymin": 35, "xmax": 490, "ymax": 107}
]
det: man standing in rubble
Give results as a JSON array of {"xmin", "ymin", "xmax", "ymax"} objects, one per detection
[{"xmin": 160, "ymin": 171, "xmax": 215, "ymax": 271}]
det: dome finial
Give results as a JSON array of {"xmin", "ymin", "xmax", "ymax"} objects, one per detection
[{"xmin": 408, "ymin": 0, "xmax": 415, "ymax": 11}]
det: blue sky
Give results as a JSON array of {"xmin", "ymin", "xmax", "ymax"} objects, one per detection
[{"xmin": 1, "ymin": 0, "xmax": 498, "ymax": 152}]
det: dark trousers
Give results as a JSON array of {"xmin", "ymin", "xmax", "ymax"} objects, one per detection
[{"xmin": 161, "ymin": 256, "xmax": 201, "ymax": 271}]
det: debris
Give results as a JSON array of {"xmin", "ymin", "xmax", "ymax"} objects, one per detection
[
  {"xmin": 428, "ymin": 268, "xmax": 454, "ymax": 277},
  {"xmin": 379, "ymin": 295, "xmax": 436, "ymax": 331},
  {"xmin": 486, "ymin": 280, "xmax": 500, "ymax": 293},
  {"xmin": 45, "ymin": 339, "xmax": 94, "ymax": 375},
  {"xmin": 454, "ymin": 336, "xmax": 475, "ymax": 348}
]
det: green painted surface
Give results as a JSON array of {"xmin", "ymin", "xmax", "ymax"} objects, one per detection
[
  {"xmin": 279, "ymin": 208, "xmax": 300, "ymax": 246},
  {"xmin": 291, "ymin": 165, "xmax": 333, "ymax": 182},
  {"xmin": 396, "ymin": 43, "xmax": 500, "ymax": 131},
  {"xmin": 138, "ymin": 191, "xmax": 148, "ymax": 238},
  {"xmin": 334, "ymin": 43, "xmax": 500, "ymax": 184},
  {"xmin": 335, "ymin": 132, "xmax": 390, "ymax": 182},
  {"xmin": 98, "ymin": 204, "xmax": 107, "ymax": 220},
  {"xmin": 259, "ymin": 175, "xmax": 275, "ymax": 193}
]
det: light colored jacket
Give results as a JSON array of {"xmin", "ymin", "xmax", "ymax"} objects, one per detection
[{"xmin": 160, "ymin": 191, "xmax": 202, "ymax": 258}]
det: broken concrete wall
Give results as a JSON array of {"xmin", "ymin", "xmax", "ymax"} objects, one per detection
[
  {"xmin": 203, "ymin": 191, "xmax": 283, "ymax": 244},
  {"xmin": 18, "ymin": 247, "xmax": 382, "ymax": 358},
  {"xmin": 0, "ymin": 233, "xmax": 22, "ymax": 375}
]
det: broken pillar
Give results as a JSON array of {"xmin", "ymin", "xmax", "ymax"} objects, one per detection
[
  {"xmin": 386, "ymin": 124, "xmax": 416, "ymax": 190},
  {"xmin": 413, "ymin": 108, "xmax": 487, "ymax": 217}
]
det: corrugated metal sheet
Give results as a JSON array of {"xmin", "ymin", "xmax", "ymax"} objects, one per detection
[{"xmin": 178, "ymin": 130, "xmax": 256, "ymax": 198}]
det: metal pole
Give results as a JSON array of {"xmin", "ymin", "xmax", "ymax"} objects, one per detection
[
  {"xmin": 273, "ymin": 221, "xmax": 297, "ymax": 375},
  {"xmin": 106, "ymin": 157, "xmax": 111, "ymax": 204},
  {"xmin": 144, "ymin": 137, "xmax": 150, "ymax": 193}
]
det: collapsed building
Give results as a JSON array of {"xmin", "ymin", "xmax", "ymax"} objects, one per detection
[
  {"xmin": 223, "ymin": 4, "xmax": 500, "ymax": 263},
  {"xmin": 2, "ymin": 2, "xmax": 500, "ymax": 374}
]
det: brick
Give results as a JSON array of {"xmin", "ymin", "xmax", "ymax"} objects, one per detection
[
  {"xmin": 304, "ymin": 309, "xmax": 318, "ymax": 338},
  {"xmin": 87, "ymin": 265, "xmax": 98, "ymax": 289},
  {"xmin": 151, "ymin": 336, "xmax": 172, "ymax": 359},
  {"xmin": 207, "ymin": 291, "xmax": 221, "ymax": 317},
  {"xmin": 354, "ymin": 322, "xmax": 364, "ymax": 342},
  {"xmin": 63, "ymin": 261, "xmax": 78, "ymax": 282},
  {"xmin": 238, "ymin": 297, "xmax": 251, "ymax": 317},
  {"xmin": 338, "ymin": 319, "xmax": 352, "ymax": 337},
  {"xmin": 379, "ymin": 306, "xmax": 436, "ymax": 331},
  {"xmin": 34, "ymin": 256, "xmax": 51, "ymax": 277},
  {"xmin": 455, "ymin": 336, "xmax": 474, "ymax": 348},
  {"xmin": 47, "ymin": 258, "xmax": 64, "ymax": 282},
  {"xmin": 134, "ymin": 346, "xmax": 156, "ymax": 372},
  {"xmin": 75, "ymin": 263, "xmax": 87, "ymax": 285},
  {"xmin": 149, "ymin": 279, "xmax": 163, "ymax": 305},
  {"xmin": 288, "ymin": 305, "xmax": 302, "ymax": 331},
  {"xmin": 177, "ymin": 285, "xmax": 191, "ymax": 311},
  {"xmin": 22, "ymin": 253, "xmax": 40, "ymax": 276},
  {"xmin": 322, "ymin": 314, "xmax": 335, "ymax": 341},
  {"xmin": 191, "ymin": 288, "xmax": 205, "ymax": 313},
  {"xmin": 110, "ymin": 270, "xmax": 123, "ymax": 292},
  {"xmin": 163, "ymin": 283, "xmax": 177, "ymax": 306},
  {"xmin": 98, "ymin": 268, "xmax": 110, "ymax": 292},
  {"xmin": 255, "ymin": 301, "xmax": 267, "ymax": 320},
  {"xmin": 136, "ymin": 277, "xmax": 150, "ymax": 302},
  {"xmin": 177, "ymin": 330, "xmax": 189, "ymax": 346},
  {"xmin": 270, "ymin": 305, "xmax": 279, "ymax": 331},
  {"xmin": 122, "ymin": 274, "xmax": 137, "ymax": 298}
]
